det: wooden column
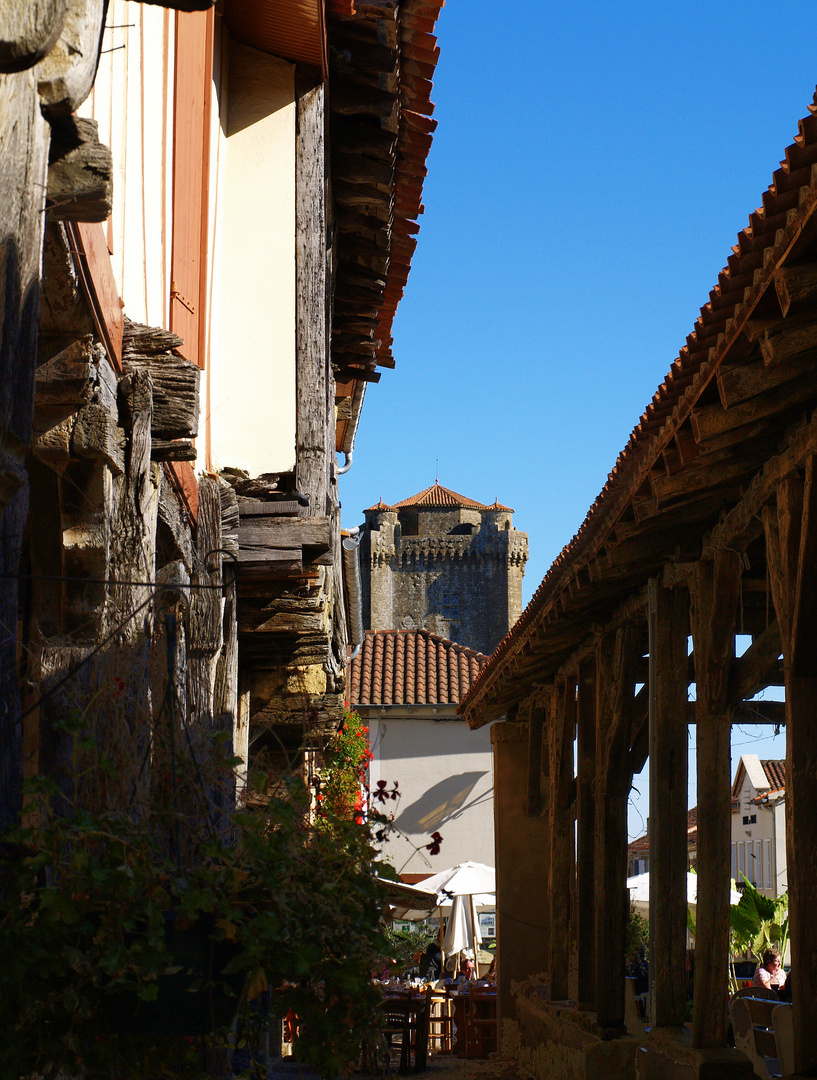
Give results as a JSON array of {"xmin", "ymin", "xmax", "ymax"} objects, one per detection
[
  {"xmin": 648, "ymin": 579, "xmax": 689, "ymax": 1029},
  {"xmin": 548, "ymin": 678, "xmax": 575, "ymax": 1002},
  {"xmin": 492, "ymin": 721, "xmax": 550, "ymax": 1030},
  {"xmin": 576, "ymin": 657, "xmax": 597, "ymax": 1009},
  {"xmin": 295, "ymin": 78, "xmax": 329, "ymax": 518},
  {"xmin": 689, "ymin": 552, "xmax": 740, "ymax": 1048},
  {"xmin": 763, "ymin": 458, "xmax": 817, "ymax": 1076},
  {"xmin": 527, "ymin": 705, "xmax": 545, "ymax": 817},
  {"xmin": 595, "ymin": 624, "xmax": 640, "ymax": 1029}
]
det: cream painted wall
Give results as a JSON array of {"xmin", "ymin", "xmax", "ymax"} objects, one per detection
[
  {"xmin": 81, "ymin": 0, "xmax": 173, "ymax": 330},
  {"xmin": 368, "ymin": 713, "xmax": 495, "ymax": 877},
  {"xmin": 730, "ymin": 755, "xmax": 787, "ymax": 897},
  {"xmin": 206, "ymin": 40, "xmax": 296, "ymax": 478}
]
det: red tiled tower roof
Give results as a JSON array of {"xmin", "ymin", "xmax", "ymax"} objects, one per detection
[
  {"xmin": 349, "ymin": 629, "xmax": 489, "ymax": 706},
  {"xmin": 390, "ymin": 483, "xmax": 489, "ymax": 510}
]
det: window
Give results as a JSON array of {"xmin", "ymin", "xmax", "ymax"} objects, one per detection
[{"xmin": 764, "ymin": 840, "xmax": 772, "ymax": 890}]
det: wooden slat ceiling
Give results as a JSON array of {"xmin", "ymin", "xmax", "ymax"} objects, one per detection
[
  {"xmin": 329, "ymin": 0, "xmax": 443, "ymax": 455},
  {"xmin": 460, "ymin": 95, "xmax": 817, "ymax": 728},
  {"xmin": 222, "ymin": 0, "xmax": 325, "ymax": 72}
]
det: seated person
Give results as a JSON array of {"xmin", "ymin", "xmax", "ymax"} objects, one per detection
[
  {"xmin": 752, "ymin": 947, "xmax": 787, "ymax": 991},
  {"xmin": 458, "ymin": 957, "xmax": 476, "ymax": 982}
]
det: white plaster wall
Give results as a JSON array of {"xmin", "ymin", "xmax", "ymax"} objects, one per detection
[
  {"xmin": 730, "ymin": 761, "xmax": 787, "ymax": 896},
  {"xmin": 81, "ymin": 0, "xmax": 172, "ymax": 329},
  {"xmin": 207, "ymin": 41, "xmax": 296, "ymax": 478},
  {"xmin": 370, "ymin": 715, "xmax": 494, "ymax": 876}
]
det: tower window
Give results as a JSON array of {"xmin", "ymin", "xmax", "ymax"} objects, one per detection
[{"xmin": 441, "ymin": 591, "xmax": 459, "ymax": 620}]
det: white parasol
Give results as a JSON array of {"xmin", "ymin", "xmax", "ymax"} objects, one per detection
[{"xmin": 627, "ymin": 871, "xmax": 742, "ymax": 915}]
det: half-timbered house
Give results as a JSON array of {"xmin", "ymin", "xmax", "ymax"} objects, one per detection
[
  {"xmin": 460, "ymin": 92, "xmax": 817, "ymax": 1079},
  {"xmin": 0, "ymin": 0, "xmax": 442, "ymax": 823}
]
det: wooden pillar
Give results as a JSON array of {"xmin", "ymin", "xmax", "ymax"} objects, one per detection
[
  {"xmin": 527, "ymin": 705, "xmax": 545, "ymax": 817},
  {"xmin": 491, "ymin": 721, "xmax": 550, "ymax": 1030},
  {"xmin": 689, "ymin": 552, "xmax": 740, "ymax": 1048},
  {"xmin": 576, "ymin": 657, "xmax": 596, "ymax": 1009},
  {"xmin": 763, "ymin": 459, "xmax": 817, "ymax": 1076},
  {"xmin": 595, "ymin": 624, "xmax": 640, "ymax": 1029},
  {"xmin": 295, "ymin": 77, "xmax": 329, "ymax": 518},
  {"xmin": 548, "ymin": 678, "xmax": 575, "ymax": 1002},
  {"xmin": 648, "ymin": 579, "xmax": 689, "ymax": 1029}
]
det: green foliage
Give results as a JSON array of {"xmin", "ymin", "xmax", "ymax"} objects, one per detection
[
  {"xmin": 729, "ymin": 875, "xmax": 789, "ymax": 960},
  {"xmin": 0, "ymin": 718, "xmax": 389, "ymax": 1079},
  {"xmin": 626, "ymin": 906, "xmax": 649, "ymax": 959},
  {"xmin": 383, "ymin": 923, "xmax": 438, "ymax": 975}
]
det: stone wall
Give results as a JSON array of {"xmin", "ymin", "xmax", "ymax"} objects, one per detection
[{"xmin": 361, "ymin": 502, "xmax": 528, "ymax": 655}]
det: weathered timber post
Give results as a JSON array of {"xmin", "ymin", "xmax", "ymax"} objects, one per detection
[
  {"xmin": 648, "ymin": 579, "xmax": 689, "ymax": 1028},
  {"xmin": 295, "ymin": 76, "xmax": 329, "ymax": 519},
  {"xmin": 595, "ymin": 623, "xmax": 640, "ymax": 1029},
  {"xmin": 576, "ymin": 657, "xmax": 597, "ymax": 1009},
  {"xmin": 548, "ymin": 677, "xmax": 575, "ymax": 1002},
  {"xmin": 491, "ymin": 720, "xmax": 550, "ymax": 1031},
  {"xmin": 689, "ymin": 552, "xmax": 740, "ymax": 1048},
  {"xmin": 763, "ymin": 459, "xmax": 817, "ymax": 1076}
]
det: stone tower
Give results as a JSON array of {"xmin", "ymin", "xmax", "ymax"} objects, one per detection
[{"xmin": 359, "ymin": 482, "xmax": 528, "ymax": 656}]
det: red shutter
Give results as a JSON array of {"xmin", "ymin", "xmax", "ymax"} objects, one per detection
[{"xmin": 170, "ymin": 9, "xmax": 213, "ymax": 368}]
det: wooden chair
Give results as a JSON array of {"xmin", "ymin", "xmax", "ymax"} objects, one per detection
[
  {"xmin": 730, "ymin": 997, "xmax": 781, "ymax": 1079},
  {"xmin": 427, "ymin": 989, "xmax": 454, "ymax": 1054},
  {"xmin": 772, "ymin": 1002, "xmax": 793, "ymax": 1078},
  {"xmin": 465, "ymin": 985, "xmax": 497, "ymax": 1059},
  {"xmin": 379, "ymin": 990, "xmax": 431, "ymax": 1074}
]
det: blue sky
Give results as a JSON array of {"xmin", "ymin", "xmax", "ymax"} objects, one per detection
[{"xmin": 339, "ymin": 1, "xmax": 817, "ymax": 841}]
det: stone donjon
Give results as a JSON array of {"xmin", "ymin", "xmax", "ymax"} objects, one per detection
[{"xmin": 360, "ymin": 483, "xmax": 528, "ymax": 656}]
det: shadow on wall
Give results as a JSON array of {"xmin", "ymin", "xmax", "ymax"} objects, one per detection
[{"xmin": 393, "ymin": 772, "xmax": 489, "ymax": 835}]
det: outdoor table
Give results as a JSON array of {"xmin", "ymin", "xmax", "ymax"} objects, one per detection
[{"xmin": 379, "ymin": 989, "xmax": 431, "ymax": 1073}]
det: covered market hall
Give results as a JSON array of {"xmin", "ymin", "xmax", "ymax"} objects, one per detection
[{"xmin": 459, "ymin": 93, "xmax": 817, "ymax": 1079}]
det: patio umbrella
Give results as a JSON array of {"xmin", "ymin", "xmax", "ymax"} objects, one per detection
[
  {"xmin": 627, "ymin": 871, "xmax": 741, "ymax": 915},
  {"xmin": 419, "ymin": 861, "xmax": 496, "ymax": 900},
  {"xmin": 420, "ymin": 862, "xmax": 495, "ymax": 966},
  {"xmin": 442, "ymin": 893, "xmax": 482, "ymax": 958}
]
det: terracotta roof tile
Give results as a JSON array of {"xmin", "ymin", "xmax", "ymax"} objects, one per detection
[
  {"xmin": 390, "ymin": 482, "xmax": 490, "ymax": 510},
  {"xmin": 349, "ymin": 629, "xmax": 489, "ymax": 706},
  {"xmin": 761, "ymin": 759, "xmax": 786, "ymax": 792},
  {"xmin": 364, "ymin": 498, "xmax": 398, "ymax": 512}
]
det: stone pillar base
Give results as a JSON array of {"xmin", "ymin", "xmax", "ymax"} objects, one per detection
[{"xmin": 635, "ymin": 1028, "xmax": 753, "ymax": 1080}]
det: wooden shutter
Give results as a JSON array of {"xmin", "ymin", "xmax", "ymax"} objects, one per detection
[{"xmin": 170, "ymin": 9, "xmax": 213, "ymax": 368}]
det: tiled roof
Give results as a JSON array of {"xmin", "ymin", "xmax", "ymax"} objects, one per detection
[
  {"xmin": 460, "ymin": 92, "xmax": 817, "ymax": 727},
  {"xmin": 628, "ymin": 807, "xmax": 698, "ymax": 853},
  {"xmin": 364, "ymin": 498, "xmax": 397, "ymax": 512},
  {"xmin": 761, "ymin": 760, "xmax": 786, "ymax": 792},
  {"xmin": 349, "ymin": 629, "xmax": 489, "ymax": 706},
  {"xmin": 391, "ymin": 483, "xmax": 490, "ymax": 510}
]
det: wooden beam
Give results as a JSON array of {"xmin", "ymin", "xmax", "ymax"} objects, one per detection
[
  {"xmin": 576, "ymin": 657, "xmax": 597, "ymax": 1010},
  {"xmin": 548, "ymin": 677, "xmax": 575, "ymax": 1002},
  {"xmin": 691, "ymin": 375, "xmax": 817, "ymax": 444},
  {"xmin": 703, "ymin": 407, "xmax": 817, "ymax": 556},
  {"xmin": 296, "ymin": 78, "xmax": 331, "ymax": 520},
  {"xmin": 123, "ymin": 353, "xmax": 200, "ymax": 440},
  {"xmin": 47, "ymin": 116, "xmax": 112, "ymax": 222},
  {"xmin": 690, "ymin": 552, "xmax": 740, "ymax": 1049},
  {"xmin": 763, "ymin": 458, "xmax": 817, "ymax": 1074},
  {"xmin": 716, "ymin": 350, "xmax": 817, "ymax": 411},
  {"xmin": 595, "ymin": 623, "xmax": 640, "ymax": 1030},
  {"xmin": 773, "ymin": 261, "xmax": 817, "ymax": 318},
  {"xmin": 729, "ymin": 621, "xmax": 782, "ymax": 704},
  {"xmin": 649, "ymin": 580, "xmax": 689, "ymax": 1029},
  {"xmin": 527, "ymin": 705, "xmax": 545, "ymax": 817}
]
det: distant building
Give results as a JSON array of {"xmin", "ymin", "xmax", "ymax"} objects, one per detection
[
  {"xmin": 731, "ymin": 755, "xmax": 786, "ymax": 897},
  {"xmin": 627, "ymin": 806, "xmax": 698, "ymax": 877},
  {"xmin": 359, "ymin": 482, "xmax": 528, "ymax": 656},
  {"xmin": 349, "ymin": 628, "xmax": 492, "ymax": 878}
]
